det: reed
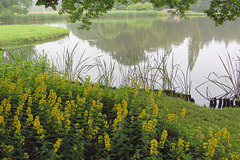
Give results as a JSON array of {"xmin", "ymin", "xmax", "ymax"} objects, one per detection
[
  {"xmin": 7, "ymin": 12, "xmax": 69, "ymax": 21},
  {"xmin": 196, "ymin": 52, "xmax": 240, "ymax": 101},
  {"xmin": 53, "ymin": 43, "xmax": 93, "ymax": 82}
]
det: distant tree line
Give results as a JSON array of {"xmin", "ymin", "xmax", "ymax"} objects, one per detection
[{"xmin": 112, "ymin": 0, "xmax": 211, "ymax": 12}]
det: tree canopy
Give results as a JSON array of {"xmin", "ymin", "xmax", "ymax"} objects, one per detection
[
  {"xmin": 35, "ymin": 0, "xmax": 240, "ymax": 29},
  {"xmin": 0, "ymin": 0, "xmax": 33, "ymax": 19}
]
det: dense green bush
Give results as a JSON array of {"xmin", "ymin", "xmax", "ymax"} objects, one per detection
[{"xmin": 127, "ymin": 2, "xmax": 153, "ymax": 11}]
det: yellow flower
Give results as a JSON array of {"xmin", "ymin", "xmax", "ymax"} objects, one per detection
[
  {"xmin": 158, "ymin": 89, "xmax": 162, "ymax": 97},
  {"xmin": 24, "ymin": 152, "xmax": 29, "ymax": 159},
  {"xmin": 104, "ymin": 134, "xmax": 111, "ymax": 151},
  {"xmin": 0, "ymin": 115, "xmax": 5, "ymax": 126},
  {"xmin": 178, "ymin": 138, "xmax": 184, "ymax": 149},
  {"xmin": 131, "ymin": 79, "xmax": 135, "ymax": 87},
  {"xmin": 138, "ymin": 80, "xmax": 142, "ymax": 89},
  {"xmin": 146, "ymin": 84, "xmax": 150, "ymax": 93},
  {"xmin": 231, "ymin": 155, "xmax": 238, "ymax": 160},
  {"xmin": 69, "ymin": 91, "xmax": 73, "ymax": 99},
  {"xmin": 73, "ymin": 145, "xmax": 77, "ymax": 151},
  {"xmin": 208, "ymin": 128, "xmax": 213, "ymax": 138},
  {"xmin": 150, "ymin": 139, "xmax": 158, "ymax": 155},
  {"xmin": 181, "ymin": 108, "xmax": 186, "ymax": 118},
  {"xmin": 160, "ymin": 129, "xmax": 168, "ymax": 147},
  {"xmin": 53, "ymin": 139, "xmax": 62, "ymax": 152},
  {"xmin": 139, "ymin": 109, "xmax": 146, "ymax": 118},
  {"xmin": 33, "ymin": 116, "xmax": 43, "ymax": 134},
  {"xmin": 98, "ymin": 135, "xmax": 103, "ymax": 143},
  {"xmin": 153, "ymin": 104, "xmax": 158, "ymax": 117},
  {"xmin": 13, "ymin": 116, "xmax": 21, "ymax": 135},
  {"xmin": 167, "ymin": 114, "xmax": 175, "ymax": 123}
]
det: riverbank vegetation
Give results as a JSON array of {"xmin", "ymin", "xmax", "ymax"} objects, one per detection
[
  {"xmin": 0, "ymin": 25, "xmax": 69, "ymax": 47},
  {"xmin": 5, "ymin": 12, "xmax": 69, "ymax": 22},
  {"xmin": 0, "ymin": 49, "xmax": 240, "ymax": 159}
]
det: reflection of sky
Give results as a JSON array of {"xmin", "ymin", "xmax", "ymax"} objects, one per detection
[{"xmin": 34, "ymin": 20, "xmax": 240, "ymax": 106}]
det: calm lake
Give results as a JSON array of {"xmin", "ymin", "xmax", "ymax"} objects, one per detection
[{"xmin": 6, "ymin": 16, "xmax": 240, "ymax": 106}]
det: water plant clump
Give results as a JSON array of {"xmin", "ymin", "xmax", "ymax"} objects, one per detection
[
  {"xmin": 196, "ymin": 52, "xmax": 240, "ymax": 108},
  {"xmin": 0, "ymin": 50, "xmax": 240, "ymax": 159}
]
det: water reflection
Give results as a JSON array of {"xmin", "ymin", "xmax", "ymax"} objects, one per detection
[{"xmin": 66, "ymin": 16, "xmax": 240, "ymax": 67}]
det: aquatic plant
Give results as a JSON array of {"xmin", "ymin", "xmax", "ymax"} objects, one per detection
[{"xmin": 196, "ymin": 52, "xmax": 240, "ymax": 103}]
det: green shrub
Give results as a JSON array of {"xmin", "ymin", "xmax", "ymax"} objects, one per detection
[{"xmin": 127, "ymin": 2, "xmax": 153, "ymax": 11}]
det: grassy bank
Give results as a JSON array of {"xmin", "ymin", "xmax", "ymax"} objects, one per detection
[
  {"xmin": 6, "ymin": 12, "xmax": 69, "ymax": 22},
  {"xmin": 0, "ymin": 50, "xmax": 239, "ymax": 159},
  {"xmin": 104, "ymin": 10, "xmax": 205, "ymax": 17},
  {"xmin": 0, "ymin": 25, "xmax": 69, "ymax": 47},
  {"xmin": 3, "ymin": 10, "xmax": 205, "ymax": 22}
]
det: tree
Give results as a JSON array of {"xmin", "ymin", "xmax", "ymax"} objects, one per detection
[
  {"xmin": 35, "ymin": 0, "xmax": 240, "ymax": 30},
  {"xmin": 0, "ymin": 0, "xmax": 33, "ymax": 19}
]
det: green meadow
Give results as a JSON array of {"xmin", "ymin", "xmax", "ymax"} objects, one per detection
[{"xmin": 0, "ymin": 25, "xmax": 69, "ymax": 46}]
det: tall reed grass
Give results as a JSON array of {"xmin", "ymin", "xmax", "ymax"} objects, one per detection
[
  {"xmin": 51, "ymin": 44, "xmax": 193, "ymax": 98},
  {"xmin": 8, "ymin": 13, "xmax": 69, "ymax": 22},
  {"xmin": 196, "ymin": 52, "xmax": 240, "ymax": 101}
]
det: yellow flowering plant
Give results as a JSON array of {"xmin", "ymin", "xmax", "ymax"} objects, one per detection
[{"xmin": 0, "ymin": 53, "xmax": 239, "ymax": 160}]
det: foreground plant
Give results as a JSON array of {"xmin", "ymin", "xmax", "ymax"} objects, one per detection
[{"xmin": 0, "ymin": 65, "xmax": 239, "ymax": 159}]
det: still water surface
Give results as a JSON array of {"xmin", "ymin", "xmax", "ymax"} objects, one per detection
[{"xmin": 12, "ymin": 16, "xmax": 240, "ymax": 106}]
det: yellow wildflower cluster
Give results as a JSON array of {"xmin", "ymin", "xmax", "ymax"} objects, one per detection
[
  {"xmin": 33, "ymin": 116, "xmax": 44, "ymax": 135},
  {"xmin": 158, "ymin": 89, "xmax": 162, "ymax": 97},
  {"xmin": 181, "ymin": 108, "xmax": 186, "ymax": 118},
  {"xmin": 153, "ymin": 104, "xmax": 159, "ymax": 117},
  {"xmin": 150, "ymin": 139, "xmax": 158, "ymax": 155},
  {"xmin": 204, "ymin": 137, "xmax": 218, "ymax": 158},
  {"xmin": 130, "ymin": 79, "xmax": 135, "ymax": 88},
  {"xmin": 53, "ymin": 138, "xmax": 62, "ymax": 152},
  {"xmin": 159, "ymin": 129, "xmax": 168, "ymax": 147},
  {"xmin": 167, "ymin": 114, "xmax": 176, "ymax": 123},
  {"xmin": 139, "ymin": 109, "xmax": 146, "ymax": 119},
  {"xmin": 146, "ymin": 84, "xmax": 150, "ymax": 93},
  {"xmin": 1, "ymin": 144, "xmax": 14, "ymax": 153},
  {"xmin": 104, "ymin": 134, "xmax": 111, "ymax": 151},
  {"xmin": 142, "ymin": 119, "xmax": 157, "ymax": 133},
  {"xmin": 113, "ymin": 100, "xmax": 128, "ymax": 130},
  {"xmin": 13, "ymin": 116, "xmax": 21, "ymax": 135},
  {"xmin": 178, "ymin": 138, "xmax": 185, "ymax": 151}
]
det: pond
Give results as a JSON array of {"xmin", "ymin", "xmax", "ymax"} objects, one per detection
[{"xmin": 4, "ymin": 16, "xmax": 240, "ymax": 106}]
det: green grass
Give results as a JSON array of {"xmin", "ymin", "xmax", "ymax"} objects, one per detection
[
  {"xmin": 0, "ymin": 25, "xmax": 69, "ymax": 47},
  {"xmin": 8, "ymin": 12, "xmax": 69, "ymax": 21},
  {"xmin": 105, "ymin": 10, "xmax": 206, "ymax": 17},
  {"xmin": 105, "ymin": 10, "xmax": 171, "ymax": 17}
]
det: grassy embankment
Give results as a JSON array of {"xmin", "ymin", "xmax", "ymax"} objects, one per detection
[
  {"xmin": 0, "ymin": 25, "xmax": 69, "ymax": 47},
  {"xmin": 104, "ymin": 10, "xmax": 205, "ymax": 17},
  {"xmin": 5, "ymin": 10, "xmax": 205, "ymax": 22},
  {"xmin": 0, "ymin": 48, "xmax": 240, "ymax": 159},
  {"xmin": 6, "ymin": 12, "xmax": 69, "ymax": 22}
]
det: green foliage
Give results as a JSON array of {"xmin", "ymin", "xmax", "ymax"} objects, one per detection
[
  {"xmin": 127, "ymin": 2, "xmax": 153, "ymax": 11},
  {"xmin": 1, "ymin": 51, "xmax": 240, "ymax": 159},
  {"xmin": 36, "ymin": 0, "xmax": 197, "ymax": 30},
  {"xmin": 204, "ymin": 0, "xmax": 240, "ymax": 26},
  {"xmin": 35, "ymin": 0, "xmax": 240, "ymax": 29},
  {"xmin": 0, "ymin": 0, "xmax": 33, "ymax": 19}
]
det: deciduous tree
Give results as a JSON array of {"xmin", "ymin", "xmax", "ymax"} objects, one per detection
[
  {"xmin": 0, "ymin": 0, "xmax": 33, "ymax": 19},
  {"xmin": 35, "ymin": 0, "xmax": 240, "ymax": 29}
]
